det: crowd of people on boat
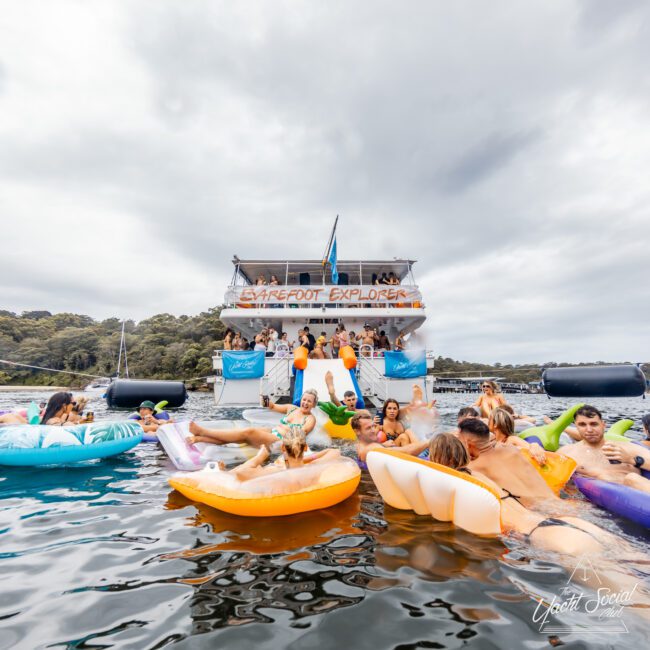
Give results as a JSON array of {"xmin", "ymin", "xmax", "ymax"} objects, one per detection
[
  {"xmin": 222, "ymin": 324, "xmax": 409, "ymax": 359},
  {"xmin": 250, "ymin": 271, "xmax": 401, "ymax": 287}
]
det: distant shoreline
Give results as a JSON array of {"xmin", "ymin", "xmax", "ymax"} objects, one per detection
[{"xmin": 0, "ymin": 386, "xmax": 71, "ymax": 392}]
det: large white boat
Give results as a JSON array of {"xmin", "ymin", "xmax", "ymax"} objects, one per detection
[{"xmin": 213, "ymin": 256, "xmax": 435, "ymax": 407}]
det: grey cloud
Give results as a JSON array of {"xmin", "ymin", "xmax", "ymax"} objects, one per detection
[
  {"xmin": 2, "ymin": 1, "xmax": 650, "ymax": 362},
  {"xmin": 437, "ymin": 129, "xmax": 542, "ymax": 194}
]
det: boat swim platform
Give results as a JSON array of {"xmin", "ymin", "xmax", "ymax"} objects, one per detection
[{"xmin": 212, "ymin": 353, "xmax": 435, "ymax": 408}]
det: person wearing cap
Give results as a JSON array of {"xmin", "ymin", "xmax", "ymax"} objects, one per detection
[
  {"xmin": 356, "ymin": 324, "xmax": 377, "ymax": 357},
  {"xmin": 133, "ymin": 401, "xmax": 166, "ymax": 434}
]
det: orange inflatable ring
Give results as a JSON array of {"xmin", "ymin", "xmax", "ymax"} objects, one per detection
[
  {"xmin": 338, "ymin": 345, "xmax": 357, "ymax": 370},
  {"xmin": 169, "ymin": 458, "xmax": 361, "ymax": 517},
  {"xmin": 293, "ymin": 346, "xmax": 308, "ymax": 370},
  {"xmin": 521, "ymin": 449, "xmax": 576, "ymax": 492}
]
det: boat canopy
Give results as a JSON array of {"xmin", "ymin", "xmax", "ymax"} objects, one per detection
[{"xmin": 231, "ymin": 257, "xmax": 417, "ymax": 286}]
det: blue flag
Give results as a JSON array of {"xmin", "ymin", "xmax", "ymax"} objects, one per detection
[{"xmin": 328, "ymin": 236, "xmax": 339, "ymax": 284}]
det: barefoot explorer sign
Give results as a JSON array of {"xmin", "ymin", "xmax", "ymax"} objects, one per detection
[{"xmin": 225, "ymin": 285, "xmax": 423, "ymax": 306}]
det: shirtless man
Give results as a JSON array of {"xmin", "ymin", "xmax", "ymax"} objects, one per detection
[
  {"xmin": 357, "ymin": 325, "xmax": 377, "ymax": 357},
  {"xmin": 351, "ymin": 410, "xmax": 429, "ymax": 465},
  {"xmin": 324, "ymin": 370, "xmax": 359, "ymax": 411},
  {"xmin": 456, "ymin": 418, "xmax": 557, "ymax": 502},
  {"xmin": 558, "ymin": 405, "xmax": 650, "ymax": 492}
]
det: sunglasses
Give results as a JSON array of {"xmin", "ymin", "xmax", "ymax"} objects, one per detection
[{"xmin": 481, "ymin": 385, "xmax": 491, "ymax": 389}]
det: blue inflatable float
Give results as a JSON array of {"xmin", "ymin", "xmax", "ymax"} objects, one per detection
[
  {"xmin": 0, "ymin": 421, "xmax": 142, "ymax": 466},
  {"xmin": 574, "ymin": 475, "xmax": 650, "ymax": 529}
]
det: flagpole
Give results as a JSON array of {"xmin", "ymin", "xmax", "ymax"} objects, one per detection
[{"xmin": 321, "ymin": 215, "xmax": 339, "ymax": 266}]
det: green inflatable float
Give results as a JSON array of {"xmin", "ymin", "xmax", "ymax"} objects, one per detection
[
  {"xmin": 604, "ymin": 419, "xmax": 634, "ymax": 443},
  {"xmin": 519, "ymin": 403, "xmax": 633, "ymax": 450}
]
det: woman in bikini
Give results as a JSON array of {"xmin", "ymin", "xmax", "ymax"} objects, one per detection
[
  {"xmin": 379, "ymin": 398, "xmax": 418, "ymax": 447},
  {"xmin": 429, "ymin": 433, "xmax": 622, "ymax": 556},
  {"xmin": 489, "ymin": 408, "xmax": 547, "ymax": 465},
  {"xmin": 187, "ymin": 389, "xmax": 318, "ymax": 449},
  {"xmin": 473, "ymin": 380, "xmax": 507, "ymax": 418}
]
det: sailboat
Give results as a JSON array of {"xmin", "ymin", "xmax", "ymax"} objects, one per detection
[{"xmin": 83, "ymin": 320, "xmax": 129, "ymax": 393}]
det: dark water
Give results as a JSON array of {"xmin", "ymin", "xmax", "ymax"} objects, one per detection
[{"xmin": 1, "ymin": 390, "xmax": 650, "ymax": 649}]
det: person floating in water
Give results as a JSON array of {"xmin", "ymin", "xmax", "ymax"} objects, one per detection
[
  {"xmin": 456, "ymin": 417, "xmax": 557, "ymax": 503},
  {"xmin": 132, "ymin": 400, "xmax": 170, "ymax": 435},
  {"xmin": 351, "ymin": 410, "xmax": 429, "ymax": 466},
  {"xmin": 558, "ymin": 405, "xmax": 650, "ymax": 494},
  {"xmin": 212, "ymin": 427, "xmax": 342, "ymax": 482},
  {"xmin": 187, "ymin": 390, "xmax": 318, "ymax": 449},
  {"xmin": 473, "ymin": 380, "xmax": 507, "ymax": 418},
  {"xmin": 324, "ymin": 370, "xmax": 359, "ymax": 411}
]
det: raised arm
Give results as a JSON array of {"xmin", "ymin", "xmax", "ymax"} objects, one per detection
[
  {"xmin": 324, "ymin": 370, "xmax": 342, "ymax": 407},
  {"xmin": 268, "ymin": 401, "xmax": 294, "ymax": 414}
]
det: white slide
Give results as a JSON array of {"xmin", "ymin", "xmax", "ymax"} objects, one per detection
[{"xmin": 299, "ymin": 358, "xmax": 360, "ymax": 405}]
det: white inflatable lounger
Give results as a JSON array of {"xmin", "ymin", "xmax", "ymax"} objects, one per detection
[
  {"xmin": 366, "ymin": 449, "xmax": 502, "ymax": 537},
  {"xmin": 158, "ymin": 420, "xmax": 258, "ymax": 471},
  {"xmin": 242, "ymin": 407, "xmax": 329, "ymax": 430}
]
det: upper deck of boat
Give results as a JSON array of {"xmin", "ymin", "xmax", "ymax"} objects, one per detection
[
  {"xmin": 220, "ymin": 257, "xmax": 427, "ymax": 339},
  {"xmin": 224, "ymin": 257, "xmax": 425, "ymax": 309}
]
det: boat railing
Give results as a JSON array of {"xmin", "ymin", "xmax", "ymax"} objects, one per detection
[
  {"xmin": 357, "ymin": 352, "xmax": 389, "ymax": 403},
  {"xmin": 261, "ymin": 356, "xmax": 291, "ymax": 399}
]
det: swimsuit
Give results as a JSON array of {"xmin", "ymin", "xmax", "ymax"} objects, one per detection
[
  {"xmin": 524, "ymin": 517, "xmax": 598, "ymax": 542},
  {"xmin": 272, "ymin": 410, "xmax": 310, "ymax": 440},
  {"xmin": 500, "ymin": 489, "xmax": 524, "ymax": 505}
]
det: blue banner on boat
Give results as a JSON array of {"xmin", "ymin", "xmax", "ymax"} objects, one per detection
[
  {"xmin": 384, "ymin": 350, "xmax": 426, "ymax": 378},
  {"xmin": 223, "ymin": 351, "xmax": 265, "ymax": 379}
]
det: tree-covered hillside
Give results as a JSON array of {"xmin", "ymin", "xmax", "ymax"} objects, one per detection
[
  {"xmin": 0, "ymin": 308, "xmax": 646, "ymax": 387},
  {"xmin": 0, "ymin": 309, "xmax": 225, "ymax": 387}
]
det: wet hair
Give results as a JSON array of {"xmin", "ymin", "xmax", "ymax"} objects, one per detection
[
  {"xmin": 343, "ymin": 390, "xmax": 356, "ymax": 399},
  {"xmin": 282, "ymin": 426, "xmax": 307, "ymax": 459},
  {"xmin": 41, "ymin": 391, "xmax": 73, "ymax": 424},
  {"xmin": 574, "ymin": 405, "xmax": 603, "ymax": 421},
  {"xmin": 500, "ymin": 403, "xmax": 515, "ymax": 416},
  {"xmin": 489, "ymin": 407, "xmax": 514, "ymax": 438},
  {"xmin": 457, "ymin": 407, "xmax": 479, "ymax": 420},
  {"xmin": 429, "ymin": 433, "xmax": 471, "ymax": 470},
  {"xmin": 382, "ymin": 398, "xmax": 400, "ymax": 419},
  {"xmin": 301, "ymin": 388, "xmax": 318, "ymax": 405},
  {"xmin": 350, "ymin": 410, "xmax": 372, "ymax": 431},
  {"xmin": 642, "ymin": 414, "xmax": 650, "ymax": 436},
  {"xmin": 458, "ymin": 417, "xmax": 490, "ymax": 439}
]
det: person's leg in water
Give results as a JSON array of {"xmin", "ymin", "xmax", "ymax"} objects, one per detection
[
  {"xmin": 188, "ymin": 422, "xmax": 279, "ymax": 448},
  {"xmin": 229, "ymin": 445, "xmax": 271, "ymax": 479},
  {"xmin": 0, "ymin": 413, "xmax": 27, "ymax": 424}
]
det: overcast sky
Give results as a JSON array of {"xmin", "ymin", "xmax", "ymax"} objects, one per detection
[{"xmin": 1, "ymin": 1, "xmax": 649, "ymax": 364}]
